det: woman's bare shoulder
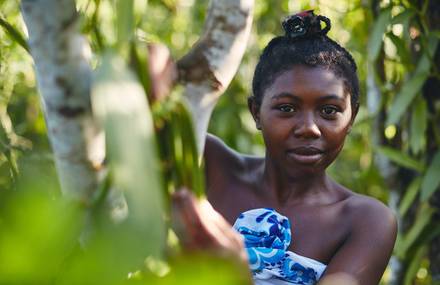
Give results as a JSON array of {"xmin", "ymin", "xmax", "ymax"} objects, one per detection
[
  {"xmin": 345, "ymin": 192, "xmax": 396, "ymax": 225},
  {"xmin": 341, "ymin": 191, "xmax": 397, "ymax": 250},
  {"xmin": 320, "ymin": 190, "xmax": 398, "ymax": 284}
]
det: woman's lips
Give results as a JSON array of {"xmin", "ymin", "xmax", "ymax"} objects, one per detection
[{"xmin": 287, "ymin": 146, "xmax": 324, "ymax": 164}]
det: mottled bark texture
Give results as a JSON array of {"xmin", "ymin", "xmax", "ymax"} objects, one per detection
[
  {"xmin": 177, "ymin": 0, "xmax": 254, "ymax": 154},
  {"xmin": 21, "ymin": 0, "xmax": 102, "ymax": 203},
  {"xmin": 20, "ymin": 0, "xmax": 254, "ymax": 201}
]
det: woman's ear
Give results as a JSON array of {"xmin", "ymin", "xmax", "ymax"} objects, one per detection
[{"xmin": 247, "ymin": 97, "xmax": 261, "ymax": 130}]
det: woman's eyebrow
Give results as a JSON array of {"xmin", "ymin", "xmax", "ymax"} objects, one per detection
[
  {"xmin": 271, "ymin": 93, "xmax": 346, "ymax": 102},
  {"xmin": 270, "ymin": 92, "xmax": 300, "ymax": 101},
  {"xmin": 318, "ymin": 94, "xmax": 346, "ymax": 102}
]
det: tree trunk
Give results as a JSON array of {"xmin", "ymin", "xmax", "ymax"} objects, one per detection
[
  {"xmin": 177, "ymin": 0, "xmax": 254, "ymax": 154},
  {"xmin": 21, "ymin": 0, "xmax": 255, "ymax": 201},
  {"xmin": 21, "ymin": 0, "xmax": 103, "ymax": 204}
]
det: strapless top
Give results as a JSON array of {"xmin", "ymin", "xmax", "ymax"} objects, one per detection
[{"xmin": 233, "ymin": 208, "xmax": 327, "ymax": 285}]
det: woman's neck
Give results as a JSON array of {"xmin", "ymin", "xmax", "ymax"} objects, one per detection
[{"xmin": 261, "ymin": 156, "xmax": 333, "ymax": 206}]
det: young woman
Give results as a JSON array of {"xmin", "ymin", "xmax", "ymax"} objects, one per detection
[{"xmin": 172, "ymin": 11, "xmax": 397, "ymax": 285}]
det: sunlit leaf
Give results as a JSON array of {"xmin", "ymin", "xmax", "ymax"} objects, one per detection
[
  {"xmin": 130, "ymin": 42, "xmax": 151, "ymax": 95},
  {"xmin": 160, "ymin": 254, "xmax": 252, "ymax": 285},
  {"xmin": 386, "ymin": 32, "xmax": 411, "ymax": 65},
  {"xmin": 391, "ymin": 9, "xmax": 415, "ymax": 25},
  {"xmin": 376, "ymin": 146, "xmax": 424, "ymax": 172},
  {"xmin": 0, "ymin": 192, "xmax": 83, "ymax": 284},
  {"xmin": 421, "ymin": 150, "xmax": 440, "ymax": 201},
  {"xmin": 164, "ymin": 99, "xmax": 205, "ymax": 197},
  {"xmin": 175, "ymin": 101, "xmax": 205, "ymax": 197},
  {"xmin": 368, "ymin": 7, "xmax": 392, "ymax": 61},
  {"xmin": 0, "ymin": 16, "xmax": 29, "ymax": 53},
  {"xmin": 116, "ymin": 0, "xmax": 134, "ymax": 45},
  {"xmin": 386, "ymin": 33, "xmax": 438, "ymax": 127},
  {"xmin": 92, "ymin": 52, "xmax": 165, "ymax": 259},
  {"xmin": 0, "ymin": 121, "xmax": 9, "ymax": 154}
]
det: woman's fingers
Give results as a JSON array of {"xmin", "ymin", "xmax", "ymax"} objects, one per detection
[
  {"xmin": 198, "ymin": 199, "xmax": 248, "ymax": 262},
  {"xmin": 171, "ymin": 189, "xmax": 246, "ymax": 262},
  {"xmin": 198, "ymin": 199, "xmax": 244, "ymax": 247},
  {"xmin": 171, "ymin": 188, "xmax": 212, "ymax": 249}
]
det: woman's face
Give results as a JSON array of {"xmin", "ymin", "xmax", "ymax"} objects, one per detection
[{"xmin": 251, "ymin": 65, "xmax": 357, "ymax": 174}]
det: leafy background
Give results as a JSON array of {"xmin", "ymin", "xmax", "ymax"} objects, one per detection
[{"xmin": 0, "ymin": 0, "xmax": 439, "ymax": 284}]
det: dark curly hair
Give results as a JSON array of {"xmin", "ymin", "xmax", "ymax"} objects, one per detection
[{"xmin": 251, "ymin": 11, "xmax": 360, "ymax": 109}]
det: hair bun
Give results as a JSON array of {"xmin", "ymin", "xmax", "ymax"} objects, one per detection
[{"xmin": 282, "ymin": 10, "xmax": 331, "ymax": 39}]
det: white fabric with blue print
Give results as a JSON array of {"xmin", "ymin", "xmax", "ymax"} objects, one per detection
[{"xmin": 233, "ymin": 208, "xmax": 327, "ymax": 285}]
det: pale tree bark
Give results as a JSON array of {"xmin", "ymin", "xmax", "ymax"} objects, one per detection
[
  {"xmin": 21, "ymin": 0, "xmax": 103, "ymax": 203},
  {"xmin": 177, "ymin": 0, "xmax": 254, "ymax": 154},
  {"xmin": 20, "ymin": 0, "xmax": 254, "ymax": 202}
]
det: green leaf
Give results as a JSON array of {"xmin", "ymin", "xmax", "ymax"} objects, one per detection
[
  {"xmin": 0, "ymin": 193, "xmax": 83, "ymax": 284},
  {"xmin": 415, "ymin": 35, "xmax": 439, "ymax": 75},
  {"xmin": 0, "ymin": 122, "xmax": 9, "ymax": 154},
  {"xmin": 390, "ymin": 9, "xmax": 414, "ymax": 25},
  {"xmin": 376, "ymin": 146, "xmax": 424, "ymax": 172},
  {"xmin": 368, "ymin": 7, "xmax": 392, "ymax": 61},
  {"xmin": 163, "ymin": 254, "xmax": 252, "ymax": 285},
  {"xmin": 386, "ymin": 71, "xmax": 429, "ymax": 126},
  {"xmin": 395, "ymin": 203, "xmax": 434, "ymax": 258},
  {"xmin": 130, "ymin": 42, "xmax": 151, "ymax": 95},
  {"xmin": 0, "ymin": 16, "xmax": 29, "ymax": 53},
  {"xmin": 403, "ymin": 245, "xmax": 427, "ymax": 285},
  {"xmin": 409, "ymin": 98, "xmax": 427, "ymax": 155},
  {"xmin": 116, "ymin": 0, "xmax": 134, "ymax": 45},
  {"xmin": 91, "ymin": 52, "xmax": 165, "ymax": 258},
  {"xmin": 433, "ymin": 30, "xmax": 440, "ymax": 39},
  {"xmin": 167, "ymin": 100, "xmax": 205, "ymax": 197},
  {"xmin": 398, "ymin": 177, "xmax": 422, "ymax": 218},
  {"xmin": 386, "ymin": 36, "xmax": 437, "ymax": 126},
  {"xmin": 421, "ymin": 150, "xmax": 440, "ymax": 201},
  {"xmin": 386, "ymin": 32, "xmax": 411, "ymax": 65},
  {"xmin": 176, "ymin": 102, "xmax": 205, "ymax": 197}
]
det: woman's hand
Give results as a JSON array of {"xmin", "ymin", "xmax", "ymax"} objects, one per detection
[{"xmin": 171, "ymin": 188, "xmax": 248, "ymax": 264}]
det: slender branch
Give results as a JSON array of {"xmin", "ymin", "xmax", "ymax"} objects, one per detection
[
  {"xmin": 21, "ymin": 0, "xmax": 103, "ymax": 203},
  {"xmin": 177, "ymin": 0, "xmax": 254, "ymax": 154}
]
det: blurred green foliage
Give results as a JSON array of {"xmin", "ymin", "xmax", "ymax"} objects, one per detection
[{"xmin": 0, "ymin": 0, "xmax": 439, "ymax": 284}]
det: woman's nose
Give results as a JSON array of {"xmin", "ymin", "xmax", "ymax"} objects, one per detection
[{"xmin": 293, "ymin": 112, "xmax": 321, "ymax": 139}]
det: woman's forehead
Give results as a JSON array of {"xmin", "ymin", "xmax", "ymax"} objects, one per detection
[{"xmin": 264, "ymin": 65, "xmax": 348, "ymax": 100}]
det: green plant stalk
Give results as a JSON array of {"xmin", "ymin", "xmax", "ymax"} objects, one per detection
[
  {"xmin": 177, "ymin": 102, "xmax": 205, "ymax": 197},
  {"xmin": 130, "ymin": 42, "xmax": 151, "ymax": 97}
]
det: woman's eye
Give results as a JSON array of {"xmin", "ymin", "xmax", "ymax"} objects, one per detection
[
  {"xmin": 278, "ymin": 105, "xmax": 295, "ymax": 113},
  {"xmin": 321, "ymin": 106, "xmax": 339, "ymax": 116}
]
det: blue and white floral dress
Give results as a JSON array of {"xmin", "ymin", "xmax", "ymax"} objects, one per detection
[{"xmin": 233, "ymin": 208, "xmax": 327, "ymax": 285}]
